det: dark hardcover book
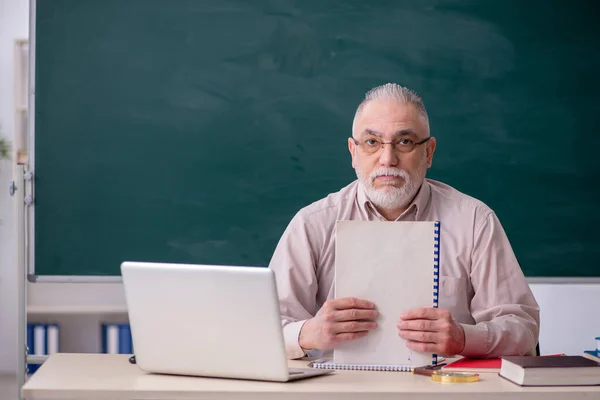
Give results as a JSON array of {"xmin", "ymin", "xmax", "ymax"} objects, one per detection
[{"xmin": 499, "ymin": 356, "xmax": 600, "ymax": 386}]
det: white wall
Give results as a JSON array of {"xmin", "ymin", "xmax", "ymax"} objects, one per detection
[
  {"xmin": 0, "ymin": 0, "xmax": 29, "ymax": 374},
  {"xmin": 530, "ymin": 284, "xmax": 600, "ymax": 355}
]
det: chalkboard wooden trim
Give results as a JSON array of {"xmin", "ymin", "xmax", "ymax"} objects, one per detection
[{"xmin": 28, "ymin": 275, "xmax": 123, "ymax": 283}]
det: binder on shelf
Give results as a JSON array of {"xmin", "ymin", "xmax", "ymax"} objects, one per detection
[
  {"xmin": 46, "ymin": 324, "xmax": 60, "ymax": 355},
  {"xmin": 102, "ymin": 323, "xmax": 134, "ymax": 354},
  {"xmin": 26, "ymin": 324, "xmax": 37, "ymax": 374},
  {"xmin": 26, "ymin": 323, "xmax": 60, "ymax": 374}
]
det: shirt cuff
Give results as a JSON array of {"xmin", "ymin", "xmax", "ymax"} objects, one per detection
[
  {"xmin": 459, "ymin": 323, "xmax": 489, "ymax": 358},
  {"xmin": 283, "ymin": 320, "xmax": 308, "ymax": 359}
]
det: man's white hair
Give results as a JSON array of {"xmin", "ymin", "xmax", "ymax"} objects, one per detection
[{"xmin": 352, "ymin": 83, "xmax": 430, "ymax": 136}]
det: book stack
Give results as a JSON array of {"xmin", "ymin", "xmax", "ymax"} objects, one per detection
[
  {"xmin": 26, "ymin": 324, "xmax": 59, "ymax": 374},
  {"xmin": 442, "ymin": 353, "xmax": 567, "ymax": 374},
  {"xmin": 101, "ymin": 323, "xmax": 134, "ymax": 354}
]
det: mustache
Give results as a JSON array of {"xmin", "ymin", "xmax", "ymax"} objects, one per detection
[{"xmin": 370, "ymin": 168, "xmax": 409, "ymax": 181}]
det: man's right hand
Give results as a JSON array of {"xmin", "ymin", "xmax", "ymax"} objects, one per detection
[{"xmin": 298, "ymin": 297, "xmax": 379, "ymax": 351}]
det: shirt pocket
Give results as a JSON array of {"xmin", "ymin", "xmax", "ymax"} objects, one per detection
[
  {"xmin": 439, "ymin": 276, "xmax": 472, "ymax": 324},
  {"xmin": 441, "ymin": 276, "xmax": 463, "ymax": 296}
]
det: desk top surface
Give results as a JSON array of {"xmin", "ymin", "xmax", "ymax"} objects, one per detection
[{"xmin": 21, "ymin": 353, "xmax": 600, "ymax": 400}]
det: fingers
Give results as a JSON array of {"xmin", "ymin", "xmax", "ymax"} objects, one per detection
[
  {"xmin": 330, "ymin": 321, "xmax": 377, "ymax": 334},
  {"xmin": 331, "ymin": 297, "xmax": 375, "ymax": 310},
  {"xmin": 305, "ymin": 298, "xmax": 378, "ymax": 351},
  {"xmin": 335, "ymin": 331, "xmax": 369, "ymax": 343},
  {"xmin": 333, "ymin": 308, "xmax": 379, "ymax": 322},
  {"xmin": 397, "ymin": 308, "xmax": 455, "ymax": 336},
  {"xmin": 396, "ymin": 319, "xmax": 440, "ymax": 332},
  {"xmin": 312, "ymin": 319, "xmax": 375, "ymax": 350},
  {"xmin": 396, "ymin": 308, "xmax": 465, "ymax": 356},
  {"xmin": 400, "ymin": 307, "xmax": 448, "ymax": 320},
  {"xmin": 399, "ymin": 328, "xmax": 452, "ymax": 356},
  {"xmin": 397, "ymin": 330, "xmax": 438, "ymax": 343}
]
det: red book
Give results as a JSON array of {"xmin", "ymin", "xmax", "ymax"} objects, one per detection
[{"xmin": 442, "ymin": 358, "xmax": 501, "ymax": 373}]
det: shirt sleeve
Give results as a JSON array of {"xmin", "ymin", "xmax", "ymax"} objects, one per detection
[
  {"xmin": 268, "ymin": 212, "xmax": 320, "ymax": 359},
  {"xmin": 461, "ymin": 211, "xmax": 540, "ymax": 358}
]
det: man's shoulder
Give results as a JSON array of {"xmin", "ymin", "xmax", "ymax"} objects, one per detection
[
  {"xmin": 296, "ymin": 180, "xmax": 359, "ymax": 221},
  {"xmin": 427, "ymin": 179, "xmax": 494, "ymax": 216}
]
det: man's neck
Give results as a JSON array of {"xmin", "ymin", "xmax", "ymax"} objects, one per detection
[{"xmin": 375, "ymin": 205, "xmax": 408, "ymax": 221}]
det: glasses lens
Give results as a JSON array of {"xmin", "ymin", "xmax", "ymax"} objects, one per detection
[
  {"xmin": 394, "ymin": 141, "xmax": 414, "ymax": 153},
  {"xmin": 364, "ymin": 143, "xmax": 380, "ymax": 154},
  {"xmin": 356, "ymin": 139, "xmax": 381, "ymax": 154}
]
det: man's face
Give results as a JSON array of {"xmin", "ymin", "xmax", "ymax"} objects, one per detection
[{"xmin": 348, "ymin": 99, "xmax": 436, "ymax": 211}]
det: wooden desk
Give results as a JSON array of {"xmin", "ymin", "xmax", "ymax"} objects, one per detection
[{"xmin": 22, "ymin": 353, "xmax": 600, "ymax": 400}]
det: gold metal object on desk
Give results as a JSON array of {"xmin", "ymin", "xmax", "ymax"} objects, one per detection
[{"xmin": 431, "ymin": 371, "xmax": 480, "ymax": 383}]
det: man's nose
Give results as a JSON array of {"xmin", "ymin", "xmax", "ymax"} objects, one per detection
[{"xmin": 378, "ymin": 143, "xmax": 399, "ymax": 167}]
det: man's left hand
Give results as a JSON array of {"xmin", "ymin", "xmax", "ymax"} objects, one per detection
[{"xmin": 397, "ymin": 308, "xmax": 465, "ymax": 356}]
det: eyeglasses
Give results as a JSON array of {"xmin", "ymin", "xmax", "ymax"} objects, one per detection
[{"xmin": 351, "ymin": 136, "xmax": 432, "ymax": 155}]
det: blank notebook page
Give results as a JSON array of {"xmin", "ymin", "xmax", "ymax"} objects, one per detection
[{"xmin": 333, "ymin": 220, "xmax": 439, "ymax": 368}]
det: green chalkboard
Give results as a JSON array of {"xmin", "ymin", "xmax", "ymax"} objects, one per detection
[{"xmin": 34, "ymin": 0, "xmax": 600, "ymax": 278}]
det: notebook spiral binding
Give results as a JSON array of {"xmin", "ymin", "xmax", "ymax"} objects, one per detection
[
  {"xmin": 432, "ymin": 221, "xmax": 440, "ymax": 366},
  {"xmin": 310, "ymin": 361, "xmax": 413, "ymax": 372}
]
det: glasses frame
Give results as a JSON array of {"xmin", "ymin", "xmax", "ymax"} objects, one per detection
[{"xmin": 351, "ymin": 136, "xmax": 432, "ymax": 154}]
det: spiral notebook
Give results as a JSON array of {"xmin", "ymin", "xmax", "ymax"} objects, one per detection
[
  {"xmin": 310, "ymin": 221, "xmax": 440, "ymax": 372},
  {"xmin": 309, "ymin": 359, "xmax": 422, "ymax": 372}
]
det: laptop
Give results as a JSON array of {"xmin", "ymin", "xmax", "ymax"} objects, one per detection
[{"xmin": 120, "ymin": 261, "xmax": 333, "ymax": 382}]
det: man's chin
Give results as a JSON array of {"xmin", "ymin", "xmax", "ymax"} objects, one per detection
[
  {"xmin": 371, "ymin": 183, "xmax": 405, "ymax": 192},
  {"xmin": 368, "ymin": 187, "xmax": 404, "ymax": 201}
]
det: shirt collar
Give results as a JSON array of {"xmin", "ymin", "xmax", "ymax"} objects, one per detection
[{"xmin": 357, "ymin": 179, "xmax": 431, "ymax": 221}]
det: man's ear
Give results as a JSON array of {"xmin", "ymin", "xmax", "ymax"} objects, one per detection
[
  {"xmin": 426, "ymin": 137, "xmax": 436, "ymax": 168},
  {"xmin": 348, "ymin": 137, "xmax": 357, "ymax": 168}
]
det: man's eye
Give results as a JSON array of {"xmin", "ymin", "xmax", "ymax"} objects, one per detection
[
  {"xmin": 365, "ymin": 139, "xmax": 380, "ymax": 147},
  {"xmin": 397, "ymin": 138, "xmax": 414, "ymax": 146}
]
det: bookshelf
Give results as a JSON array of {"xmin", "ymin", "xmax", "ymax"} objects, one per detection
[{"xmin": 27, "ymin": 284, "xmax": 129, "ymax": 354}]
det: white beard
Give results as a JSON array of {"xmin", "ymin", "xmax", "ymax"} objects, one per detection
[{"xmin": 355, "ymin": 160, "xmax": 427, "ymax": 212}]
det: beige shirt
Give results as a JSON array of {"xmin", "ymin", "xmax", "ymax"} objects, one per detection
[{"xmin": 269, "ymin": 179, "xmax": 540, "ymax": 359}]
